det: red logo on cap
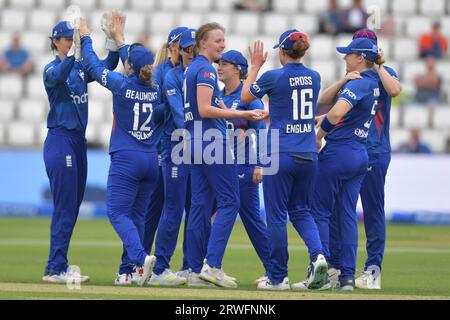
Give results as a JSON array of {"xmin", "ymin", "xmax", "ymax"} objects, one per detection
[{"xmin": 289, "ymin": 32, "xmax": 309, "ymax": 42}]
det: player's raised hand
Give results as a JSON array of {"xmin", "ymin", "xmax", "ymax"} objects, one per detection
[
  {"xmin": 248, "ymin": 40, "xmax": 268, "ymax": 68},
  {"xmin": 78, "ymin": 17, "xmax": 91, "ymax": 37},
  {"xmin": 109, "ymin": 12, "xmax": 125, "ymax": 45}
]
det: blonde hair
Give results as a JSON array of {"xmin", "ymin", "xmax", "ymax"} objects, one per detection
[
  {"xmin": 139, "ymin": 65, "xmax": 155, "ymax": 87},
  {"xmin": 153, "ymin": 42, "xmax": 169, "ymax": 67}
]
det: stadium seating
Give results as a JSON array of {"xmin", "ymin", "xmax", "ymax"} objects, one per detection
[
  {"xmin": 403, "ymin": 106, "xmax": 431, "ymax": 129},
  {"xmin": 187, "ymin": 0, "xmax": 214, "ymax": 12},
  {"xmin": 29, "ymin": 10, "xmax": 57, "ymax": 33},
  {"xmin": 0, "ymin": 100, "xmax": 15, "ymax": 122},
  {"xmin": 7, "ymin": 121, "xmax": 36, "ymax": 146},
  {"xmin": 273, "ymin": 0, "xmax": 301, "ymax": 13},
  {"xmin": 1, "ymin": 9, "xmax": 27, "ymax": 31},
  {"xmin": 0, "ymin": 0, "xmax": 448, "ymax": 152},
  {"xmin": 129, "ymin": 0, "xmax": 157, "ymax": 11}
]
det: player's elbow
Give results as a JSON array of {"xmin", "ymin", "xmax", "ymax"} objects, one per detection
[
  {"xmin": 388, "ymin": 85, "xmax": 402, "ymax": 98},
  {"xmin": 241, "ymin": 91, "xmax": 254, "ymax": 104}
]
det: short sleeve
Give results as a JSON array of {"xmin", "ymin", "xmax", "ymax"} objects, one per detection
[
  {"xmin": 338, "ymin": 80, "xmax": 364, "ymax": 108},
  {"xmin": 249, "ymin": 69, "xmax": 277, "ymax": 99},
  {"xmin": 196, "ymin": 65, "xmax": 218, "ymax": 89}
]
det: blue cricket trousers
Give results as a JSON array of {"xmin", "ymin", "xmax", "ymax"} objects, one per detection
[
  {"xmin": 153, "ymin": 159, "xmax": 190, "ymax": 275},
  {"xmin": 360, "ymin": 152, "xmax": 391, "ymax": 270},
  {"xmin": 186, "ymin": 161, "xmax": 240, "ymax": 273},
  {"xmin": 107, "ymin": 150, "xmax": 159, "ymax": 274},
  {"xmin": 43, "ymin": 128, "xmax": 87, "ymax": 275},
  {"xmin": 143, "ymin": 154, "xmax": 164, "ymax": 254},
  {"xmin": 237, "ymin": 165, "xmax": 272, "ymax": 276},
  {"xmin": 312, "ymin": 142, "xmax": 368, "ymax": 278},
  {"xmin": 263, "ymin": 153, "xmax": 322, "ymax": 285}
]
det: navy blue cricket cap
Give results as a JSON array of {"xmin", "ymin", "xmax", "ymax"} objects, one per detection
[
  {"xmin": 353, "ymin": 28, "xmax": 378, "ymax": 45},
  {"xmin": 167, "ymin": 26, "xmax": 188, "ymax": 47},
  {"xmin": 129, "ymin": 46, "xmax": 154, "ymax": 74},
  {"xmin": 273, "ymin": 29, "xmax": 309, "ymax": 50},
  {"xmin": 221, "ymin": 50, "xmax": 248, "ymax": 74},
  {"xmin": 51, "ymin": 21, "xmax": 74, "ymax": 39},
  {"xmin": 180, "ymin": 28, "xmax": 196, "ymax": 49},
  {"xmin": 336, "ymin": 38, "xmax": 379, "ymax": 62}
]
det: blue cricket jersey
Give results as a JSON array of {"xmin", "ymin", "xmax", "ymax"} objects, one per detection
[
  {"xmin": 222, "ymin": 82, "xmax": 264, "ymax": 167},
  {"xmin": 366, "ymin": 66, "xmax": 399, "ymax": 154},
  {"xmin": 249, "ymin": 63, "xmax": 320, "ymax": 154},
  {"xmin": 184, "ymin": 54, "xmax": 225, "ymax": 141},
  {"xmin": 44, "ymin": 48, "xmax": 119, "ymax": 133},
  {"xmin": 81, "ymin": 35, "xmax": 163, "ymax": 154},
  {"xmin": 162, "ymin": 63, "xmax": 186, "ymax": 159},
  {"xmin": 326, "ymin": 71, "xmax": 380, "ymax": 144}
]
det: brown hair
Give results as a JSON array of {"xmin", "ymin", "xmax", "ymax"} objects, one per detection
[
  {"xmin": 283, "ymin": 37, "xmax": 310, "ymax": 59},
  {"xmin": 50, "ymin": 37, "xmax": 57, "ymax": 51},
  {"xmin": 194, "ymin": 22, "xmax": 225, "ymax": 53},
  {"xmin": 139, "ymin": 65, "xmax": 154, "ymax": 87}
]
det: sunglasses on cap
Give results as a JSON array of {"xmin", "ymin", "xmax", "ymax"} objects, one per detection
[{"xmin": 182, "ymin": 46, "xmax": 195, "ymax": 55}]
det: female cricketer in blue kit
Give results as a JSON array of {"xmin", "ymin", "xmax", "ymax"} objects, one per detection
[
  {"xmin": 148, "ymin": 28, "xmax": 198, "ymax": 287},
  {"xmin": 218, "ymin": 50, "xmax": 273, "ymax": 285},
  {"xmin": 142, "ymin": 26, "xmax": 189, "ymax": 256},
  {"xmin": 78, "ymin": 18, "xmax": 162, "ymax": 286},
  {"xmin": 42, "ymin": 19, "xmax": 119, "ymax": 283},
  {"xmin": 312, "ymin": 37, "xmax": 381, "ymax": 291},
  {"xmin": 241, "ymin": 30, "xmax": 328, "ymax": 291},
  {"xmin": 184, "ymin": 23, "xmax": 268, "ymax": 288},
  {"xmin": 318, "ymin": 29, "xmax": 402, "ymax": 290}
]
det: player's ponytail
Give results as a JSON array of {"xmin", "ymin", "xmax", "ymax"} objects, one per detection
[
  {"xmin": 365, "ymin": 53, "xmax": 385, "ymax": 68},
  {"xmin": 284, "ymin": 37, "xmax": 310, "ymax": 59},
  {"xmin": 139, "ymin": 65, "xmax": 155, "ymax": 87},
  {"xmin": 153, "ymin": 42, "xmax": 169, "ymax": 67}
]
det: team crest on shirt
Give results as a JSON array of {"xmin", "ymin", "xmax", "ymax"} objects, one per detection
[
  {"xmin": 204, "ymin": 71, "xmax": 216, "ymax": 81},
  {"xmin": 78, "ymin": 70, "xmax": 85, "ymax": 81},
  {"xmin": 231, "ymin": 100, "xmax": 240, "ymax": 110}
]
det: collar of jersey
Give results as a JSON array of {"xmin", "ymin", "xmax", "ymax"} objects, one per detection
[{"xmin": 223, "ymin": 81, "xmax": 243, "ymax": 97}]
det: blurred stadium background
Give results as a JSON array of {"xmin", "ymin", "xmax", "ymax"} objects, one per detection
[{"xmin": 0, "ymin": 0, "xmax": 449, "ymax": 225}]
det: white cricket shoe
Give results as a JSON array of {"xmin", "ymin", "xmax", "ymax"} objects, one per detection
[
  {"xmin": 203, "ymin": 259, "xmax": 237, "ymax": 283},
  {"xmin": 176, "ymin": 269, "xmax": 191, "ymax": 279},
  {"xmin": 43, "ymin": 266, "xmax": 90, "ymax": 284},
  {"xmin": 131, "ymin": 266, "xmax": 144, "ymax": 285},
  {"xmin": 307, "ymin": 254, "xmax": 328, "ymax": 289},
  {"xmin": 292, "ymin": 266, "xmax": 340, "ymax": 291},
  {"xmin": 137, "ymin": 255, "xmax": 156, "ymax": 286},
  {"xmin": 257, "ymin": 277, "xmax": 290, "ymax": 291},
  {"xmin": 328, "ymin": 268, "xmax": 341, "ymax": 289},
  {"xmin": 254, "ymin": 275, "xmax": 269, "ymax": 286},
  {"xmin": 187, "ymin": 271, "xmax": 216, "ymax": 287},
  {"xmin": 355, "ymin": 265, "xmax": 381, "ymax": 289},
  {"xmin": 199, "ymin": 264, "xmax": 238, "ymax": 288},
  {"xmin": 147, "ymin": 269, "xmax": 187, "ymax": 286},
  {"xmin": 114, "ymin": 273, "xmax": 133, "ymax": 286}
]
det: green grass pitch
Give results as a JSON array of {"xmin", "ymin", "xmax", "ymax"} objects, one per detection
[{"xmin": 0, "ymin": 218, "xmax": 449, "ymax": 300}]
